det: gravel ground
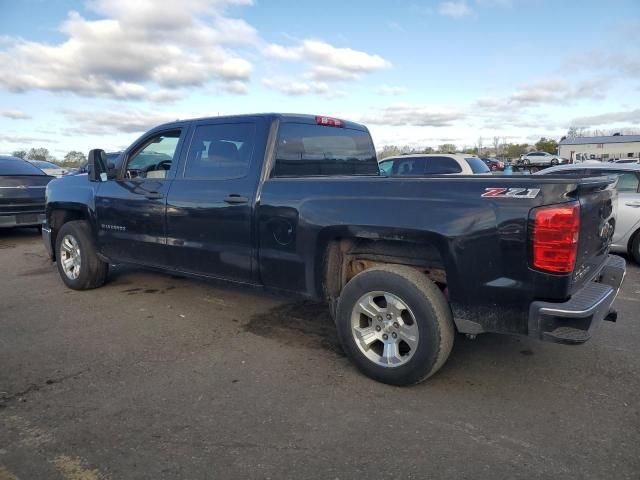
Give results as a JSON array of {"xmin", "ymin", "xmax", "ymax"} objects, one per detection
[{"xmin": 1, "ymin": 228, "xmax": 639, "ymax": 480}]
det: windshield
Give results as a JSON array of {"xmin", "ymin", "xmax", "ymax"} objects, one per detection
[
  {"xmin": 378, "ymin": 160, "xmax": 393, "ymax": 175},
  {"xmin": 465, "ymin": 157, "xmax": 490, "ymax": 173},
  {"xmin": 0, "ymin": 156, "xmax": 47, "ymax": 175}
]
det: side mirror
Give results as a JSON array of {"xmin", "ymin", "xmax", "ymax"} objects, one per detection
[{"xmin": 88, "ymin": 149, "xmax": 108, "ymax": 182}]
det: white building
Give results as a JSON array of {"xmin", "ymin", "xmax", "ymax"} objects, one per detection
[{"xmin": 558, "ymin": 135, "xmax": 640, "ymax": 162}]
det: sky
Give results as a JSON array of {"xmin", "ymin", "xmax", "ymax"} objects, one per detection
[{"xmin": 0, "ymin": 0, "xmax": 639, "ymax": 158}]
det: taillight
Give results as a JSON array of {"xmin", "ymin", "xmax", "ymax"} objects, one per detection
[
  {"xmin": 530, "ymin": 202, "xmax": 580, "ymax": 274},
  {"xmin": 315, "ymin": 116, "xmax": 344, "ymax": 128}
]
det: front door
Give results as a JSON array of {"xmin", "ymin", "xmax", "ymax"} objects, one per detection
[
  {"xmin": 165, "ymin": 117, "xmax": 267, "ymax": 281},
  {"xmin": 96, "ymin": 128, "xmax": 186, "ymax": 266}
]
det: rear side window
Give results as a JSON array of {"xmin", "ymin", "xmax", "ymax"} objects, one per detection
[
  {"xmin": 389, "ymin": 158, "xmax": 426, "ymax": 176},
  {"xmin": 273, "ymin": 123, "xmax": 378, "ymax": 177},
  {"xmin": 465, "ymin": 157, "xmax": 490, "ymax": 173},
  {"xmin": 184, "ymin": 123, "xmax": 255, "ymax": 179},
  {"xmin": 0, "ymin": 156, "xmax": 46, "ymax": 175},
  {"xmin": 590, "ymin": 171, "xmax": 640, "ymax": 192},
  {"xmin": 424, "ymin": 156, "xmax": 462, "ymax": 174}
]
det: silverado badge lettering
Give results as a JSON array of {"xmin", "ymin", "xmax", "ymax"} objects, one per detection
[
  {"xmin": 101, "ymin": 224, "xmax": 126, "ymax": 231},
  {"xmin": 481, "ymin": 187, "xmax": 541, "ymax": 199}
]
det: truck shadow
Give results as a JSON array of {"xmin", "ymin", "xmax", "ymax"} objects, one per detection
[{"xmin": 244, "ymin": 301, "xmax": 344, "ymax": 356}]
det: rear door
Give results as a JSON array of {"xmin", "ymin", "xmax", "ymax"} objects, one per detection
[
  {"xmin": 165, "ymin": 116, "xmax": 268, "ymax": 281},
  {"xmin": 95, "ymin": 128, "xmax": 186, "ymax": 265}
]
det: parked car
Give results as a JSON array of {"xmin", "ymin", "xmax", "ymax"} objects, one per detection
[
  {"xmin": 0, "ymin": 155, "xmax": 54, "ymax": 229},
  {"xmin": 536, "ymin": 162, "xmax": 640, "ymax": 263},
  {"xmin": 480, "ymin": 157, "xmax": 505, "ymax": 171},
  {"xmin": 42, "ymin": 113, "xmax": 624, "ymax": 385},
  {"xmin": 378, "ymin": 154, "xmax": 490, "ymax": 175},
  {"xmin": 27, "ymin": 160, "xmax": 69, "ymax": 177},
  {"xmin": 519, "ymin": 151, "xmax": 565, "ymax": 166}
]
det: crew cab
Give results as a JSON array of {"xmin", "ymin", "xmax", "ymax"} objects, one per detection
[{"xmin": 42, "ymin": 114, "xmax": 625, "ymax": 385}]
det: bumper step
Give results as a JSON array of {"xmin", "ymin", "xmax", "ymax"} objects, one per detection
[{"xmin": 543, "ymin": 326, "xmax": 591, "ymax": 344}]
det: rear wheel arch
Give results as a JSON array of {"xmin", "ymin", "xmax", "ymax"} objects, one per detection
[{"xmin": 319, "ymin": 233, "xmax": 453, "ymax": 313}]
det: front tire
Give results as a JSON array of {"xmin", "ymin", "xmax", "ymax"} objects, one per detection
[
  {"xmin": 55, "ymin": 220, "xmax": 108, "ymax": 290},
  {"xmin": 336, "ymin": 265, "xmax": 455, "ymax": 386},
  {"xmin": 630, "ymin": 232, "xmax": 640, "ymax": 265}
]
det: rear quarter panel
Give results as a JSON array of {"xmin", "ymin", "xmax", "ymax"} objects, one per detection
[{"xmin": 257, "ymin": 175, "xmax": 587, "ymax": 334}]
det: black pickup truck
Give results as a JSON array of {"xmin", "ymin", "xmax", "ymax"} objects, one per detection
[{"xmin": 42, "ymin": 113, "xmax": 625, "ymax": 385}]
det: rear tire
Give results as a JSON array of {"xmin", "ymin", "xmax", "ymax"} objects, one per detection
[
  {"xmin": 631, "ymin": 232, "xmax": 640, "ymax": 265},
  {"xmin": 55, "ymin": 220, "xmax": 108, "ymax": 290},
  {"xmin": 335, "ymin": 264, "xmax": 455, "ymax": 386},
  {"xmin": 551, "ymin": 158, "xmax": 559, "ymax": 166}
]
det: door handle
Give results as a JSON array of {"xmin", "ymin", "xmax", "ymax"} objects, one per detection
[
  {"xmin": 224, "ymin": 194, "xmax": 249, "ymax": 204},
  {"xmin": 145, "ymin": 192, "xmax": 164, "ymax": 200},
  {"xmin": 624, "ymin": 201, "xmax": 640, "ymax": 207}
]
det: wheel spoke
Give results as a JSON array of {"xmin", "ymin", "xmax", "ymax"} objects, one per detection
[
  {"xmin": 355, "ymin": 295, "xmax": 381, "ymax": 320},
  {"xmin": 382, "ymin": 341, "xmax": 402, "ymax": 364},
  {"xmin": 398, "ymin": 327, "xmax": 418, "ymax": 350},
  {"xmin": 62, "ymin": 237, "xmax": 73, "ymax": 252},
  {"xmin": 353, "ymin": 326, "xmax": 378, "ymax": 350},
  {"xmin": 62, "ymin": 257, "xmax": 74, "ymax": 268},
  {"xmin": 385, "ymin": 294, "xmax": 406, "ymax": 319}
]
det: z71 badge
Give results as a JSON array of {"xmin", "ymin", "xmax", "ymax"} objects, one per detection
[{"xmin": 481, "ymin": 187, "xmax": 540, "ymax": 199}]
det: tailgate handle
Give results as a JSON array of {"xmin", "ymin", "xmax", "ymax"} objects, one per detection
[
  {"xmin": 224, "ymin": 194, "xmax": 249, "ymax": 204},
  {"xmin": 624, "ymin": 201, "xmax": 640, "ymax": 207}
]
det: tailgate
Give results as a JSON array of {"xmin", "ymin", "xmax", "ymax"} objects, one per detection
[{"xmin": 570, "ymin": 176, "xmax": 617, "ymax": 293}]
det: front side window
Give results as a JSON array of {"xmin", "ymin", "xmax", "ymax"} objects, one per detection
[
  {"xmin": 424, "ymin": 156, "xmax": 462, "ymax": 174},
  {"xmin": 273, "ymin": 123, "xmax": 378, "ymax": 177},
  {"xmin": 183, "ymin": 123, "xmax": 255, "ymax": 179},
  {"xmin": 126, "ymin": 130, "xmax": 181, "ymax": 179}
]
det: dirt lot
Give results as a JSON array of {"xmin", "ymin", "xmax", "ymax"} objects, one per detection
[{"xmin": 1, "ymin": 228, "xmax": 639, "ymax": 479}]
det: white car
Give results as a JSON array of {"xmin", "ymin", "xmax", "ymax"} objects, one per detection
[
  {"xmin": 27, "ymin": 160, "xmax": 69, "ymax": 177},
  {"xmin": 519, "ymin": 151, "xmax": 564, "ymax": 166},
  {"xmin": 536, "ymin": 162, "xmax": 640, "ymax": 263},
  {"xmin": 378, "ymin": 154, "xmax": 490, "ymax": 176}
]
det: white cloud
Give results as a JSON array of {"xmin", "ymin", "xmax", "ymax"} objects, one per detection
[
  {"xmin": 0, "ymin": 0, "xmax": 255, "ymax": 100},
  {"xmin": 263, "ymin": 39, "xmax": 390, "ymax": 89},
  {"xmin": 1, "ymin": 110, "xmax": 32, "ymax": 120},
  {"xmin": 362, "ymin": 103, "xmax": 465, "ymax": 127},
  {"xmin": 571, "ymin": 109, "xmax": 640, "ymax": 128},
  {"xmin": 262, "ymin": 78, "xmax": 330, "ymax": 96},
  {"xmin": 63, "ymin": 110, "xmax": 184, "ymax": 135},
  {"xmin": 438, "ymin": 1, "xmax": 472, "ymax": 17},
  {"xmin": 376, "ymin": 85, "xmax": 407, "ymax": 96},
  {"xmin": 509, "ymin": 78, "xmax": 609, "ymax": 105}
]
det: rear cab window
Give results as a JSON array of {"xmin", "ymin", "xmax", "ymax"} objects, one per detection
[{"xmin": 272, "ymin": 123, "xmax": 378, "ymax": 177}]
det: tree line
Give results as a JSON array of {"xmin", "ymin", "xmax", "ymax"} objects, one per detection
[
  {"xmin": 11, "ymin": 148, "xmax": 87, "ymax": 168},
  {"xmin": 377, "ymin": 137, "xmax": 559, "ymax": 160}
]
